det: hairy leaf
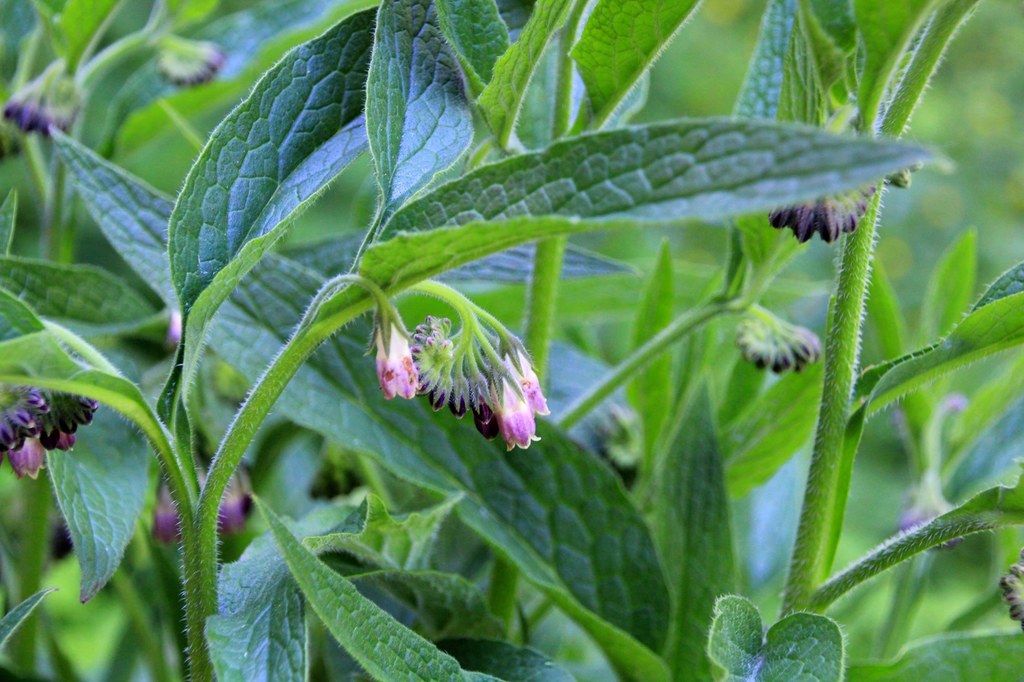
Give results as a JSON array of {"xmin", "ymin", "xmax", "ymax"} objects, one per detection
[
  {"xmin": 572, "ymin": 0, "xmax": 701, "ymax": 126},
  {"xmin": 847, "ymin": 633, "xmax": 1024, "ymax": 681},
  {"xmin": 260, "ymin": 500, "xmax": 467, "ymax": 681},
  {"xmin": 49, "ymin": 410, "xmax": 150, "ymax": 601},
  {"xmin": 919, "ymin": 229, "xmax": 976, "ymax": 342},
  {"xmin": 367, "ymin": 0, "xmax": 474, "ymax": 222},
  {"xmin": 56, "ymin": 0, "xmax": 118, "ymax": 69},
  {"xmin": 436, "ymin": 0, "xmax": 509, "ymax": 90},
  {"xmin": 439, "ymin": 638, "xmax": 574, "ymax": 681},
  {"xmin": 0, "ymin": 589, "xmax": 54, "ymax": 649},
  {"xmin": 477, "ymin": 0, "xmax": 572, "ymax": 148},
  {"xmin": 735, "ymin": 0, "xmax": 798, "ymax": 119}
]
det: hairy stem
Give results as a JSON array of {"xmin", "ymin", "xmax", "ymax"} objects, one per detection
[
  {"xmin": 10, "ymin": 476, "xmax": 50, "ymax": 671},
  {"xmin": 557, "ymin": 300, "xmax": 743, "ymax": 430},
  {"xmin": 524, "ymin": 237, "xmax": 566, "ymax": 379},
  {"xmin": 781, "ymin": 192, "xmax": 882, "ymax": 613}
]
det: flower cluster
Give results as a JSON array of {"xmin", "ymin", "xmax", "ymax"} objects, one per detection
[
  {"xmin": 768, "ymin": 187, "xmax": 875, "ymax": 243},
  {"xmin": 153, "ymin": 471, "xmax": 252, "ymax": 545},
  {"xmin": 0, "ymin": 384, "xmax": 98, "ymax": 479},
  {"xmin": 1000, "ymin": 548, "xmax": 1024, "ymax": 632},
  {"xmin": 374, "ymin": 306, "xmax": 549, "ymax": 452},
  {"xmin": 735, "ymin": 310, "xmax": 821, "ymax": 373},
  {"xmin": 2, "ymin": 62, "xmax": 80, "ymax": 137},
  {"xmin": 157, "ymin": 36, "xmax": 226, "ymax": 87}
]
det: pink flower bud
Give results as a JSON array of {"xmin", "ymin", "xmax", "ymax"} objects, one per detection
[
  {"xmin": 375, "ymin": 324, "xmax": 419, "ymax": 400},
  {"xmin": 495, "ymin": 381, "xmax": 539, "ymax": 451},
  {"xmin": 9, "ymin": 438, "xmax": 46, "ymax": 479},
  {"xmin": 511, "ymin": 352, "xmax": 549, "ymax": 416}
]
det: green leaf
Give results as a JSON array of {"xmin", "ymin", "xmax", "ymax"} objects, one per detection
[
  {"xmin": 436, "ymin": 0, "xmax": 510, "ymax": 89},
  {"xmin": 973, "ymin": 259, "xmax": 1024, "ymax": 311},
  {"xmin": 919, "ymin": 229, "xmax": 976, "ymax": 342},
  {"xmin": 778, "ymin": 13, "xmax": 828, "ymax": 126},
  {"xmin": 350, "ymin": 571, "xmax": 504, "ymax": 641},
  {"xmin": 168, "ymin": 0, "xmax": 218, "ymax": 26},
  {"xmin": 0, "ymin": 589, "xmax": 55, "ymax": 650},
  {"xmin": 438, "ymin": 638, "xmax": 574, "ymax": 681},
  {"xmin": 367, "ymin": 0, "xmax": 474, "ymax": 223},
  {"xmin": 866, "ymin": 262, "xmax": 908, "ymax": 360},
  {"xmin": 571, "ymin": 0, "xmax": 701, "ymax": 127},
  {"xmin": 305, "ymin": 494, "xmax": 459, "ymax": 570},
  {"xmin": 735, "ymin": 0, "xmax": 798, "ymax": 119},
  {"xmin": 48, "ymin": 410, "xmax": 150, "ymax": 602},
  {"xmin": 54, "ymin": 132, "xmax": 176, "ymax": 306},
  {"xmin": 211, "ymin": 257, "xmax": 672, "ymax": 679},
  {"xmin": 724, "ymin": 363, "xmax": 823, "ymax": 496},
  {"xmin": 653, "ymin": 387, "xmax": 735, "ymax": 680},
  {"xmin": 496, "ymin": 0, "xmax": 534, "ymax": 38},
  {"xmin": 0, "ymin": 257, "xmax": 158, "ymax": 334},
  {"xmin": 477, "ymin": 0, "xmax": 572, "ymax": 148},
  {"xmin": 259, "ymin": 499, "xmax": 467, "ymax": 682},
  {"xmin": 854, "ymin": 0, "xmax": 939, "ymax": 127},
  {"xmin": 369, "ymin": 119, "xmax": 932, "ymax": 291},
  {"xmin": 56, "ymin": 0, "xmax": 118, "ymax": 69},
  {"xmin": 167, "ymin": 10, "xmax": 373, "ymax": 407},
  {"xmin": 810, "ymin": 471, "xmax": 1024, "ymax": 610},
  {"xmin": 847, "ymin": 633, "xmax": 1024, "ymax": 681},
  {"xmin": 630, "ymin": 241, "xmax": 675, "ymax": 461},
  {"xmin": 949, "ymin": 392, "xmax": 1024, "ymax": 499},
  {"xmin": 0, "ymin": 190, "xmax": 15, "ymax": 254},
  {"xmin": 208, "ymin": 504, "xmax": 355, "ymax": 682},
  {"xmin": 708, "ymin": 595, "xmax": 844, "ymax": 682}
]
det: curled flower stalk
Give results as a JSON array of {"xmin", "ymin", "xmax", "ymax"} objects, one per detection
[
  {"xmin": 735, "ymin": 307, "xmax": 821, "ymax": 374},
  {"xmin": 0, "ymin": 384, "xmax": 98, "ymax": 478},
  {"xmin": 1000, "ymin": 548, "xmax": 1024, "ymax": 631},
  {"xmin": 769, "ymin": 187, "xmax": 876, "ymax": 243}
]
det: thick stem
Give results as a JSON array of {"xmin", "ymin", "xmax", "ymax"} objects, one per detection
[
  {"xmin": 557, "ymin": 301, "xmax": 743, "ymax": 430},
  {"xmin": 10, "ymin": 476, "xmax": 50, "ymax": 671},
  {"xmin": 487, "ymin": 554, "xmax": 519, "ymax": 632},
  {"xmin": 524, "ymin": 237, "xmax": 566, "ymax": 380},
  {"xmin": 781, "ymin": 193, "xmax": 883, "ymax": 613}
]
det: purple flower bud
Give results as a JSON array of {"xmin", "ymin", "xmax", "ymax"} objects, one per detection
[
  {"xmin": 218, "ymin": 474, "xmax": 253, "ymax": 535},
  {"xmin": 769, "ymin": 187, "xmax": 875, "ymax": 244},
  {"xmin": 473, "ymin": 403, "xmax": 499, "ymax": 440},
  {"xmin": 167, "ymin": 310, "xmax": 183, "ymax": 349},
  {"xmin": 55, "ymin": 432, "xmax": 77, "ymax": 451},
  {"xmin": 9, "ymin": 438, "xmax": 46, "ymax": 479},
  {"xmin": 157, "ymin": 36, "xmax": 226, "ymax": 87},
  {"xmin": 153, "ymin": 487, "xmax": 181, "ymax": 545}
]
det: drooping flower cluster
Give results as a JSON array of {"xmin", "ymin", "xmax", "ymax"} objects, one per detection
[
  {"xmin": 0, "ymin": 384, "xmax": 98, "ymax": 479},
  {"xmin": 157, "ymin": 36, "xmax": 226, "ymax": 87},
  {"xmin": 1000, "ymin": 548, "xmax": 1024, "ymax": 632},
  {"xmin": 373, "ymin": 306, "xmax": 549, "ymax": 452},
  {"xmin": 768, "ymin": 187, "xmax": 876, "ymax": 243},
  {"xmin": 2, "ymin": 62, "xmax": 80, "ymax": 137},
  {"xmin": 735, "ymin": 309, "xmax": 821, "ymax": 373}
]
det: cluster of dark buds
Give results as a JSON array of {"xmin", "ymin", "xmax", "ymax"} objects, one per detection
[
  {"xmin": 153, "ymin": 471, "xmax": 252, "ymax": 544},
  {"xmin": 735, "ymin": 308, "xmax": 821, "ymax": 373},
  {"xmin": 373, "ymin": 285, "xmax": 549, "ymax": 451},
  {"xmin": 1000, "ymin": 547, "xmax": 1024, "ymax": 631},
  {"xmin": 0, "ymin": 384, "xmax": 98, "ymax": 479},
  {"xmin": 157, "ymin": 36, "xmax": 226, "ymax": 87},
  {"xmin": 768, "ymin": 187, "xmax": 876, "ymax": 243},
  {"xmin": 2, "ymin": 61, "xmax": 80, "ymax": 137}
]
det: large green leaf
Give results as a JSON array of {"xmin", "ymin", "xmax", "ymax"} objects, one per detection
[
  {"xmin": 477, "ymin": 0, "xmax": 572, "ymax": 148},
  {"xmin": 652, "ymin": 388, "xmax": 735, "ymax": 680},
  {"xmin": 847, "ymin": 633, "xmax": 1024, "ymax": 681},
  {"xmin": 571, "ymin": 0, "xmax": 701, "ymax": 126},
  {"xmin": 55, "ymin": 133, "xmax": 177, "ymax": 306},
  {"xmin": 0, "ymin": 190, "xmax": 15, "ymax": 254},
  {"xmin": 707, "ymin": 595, "xmax": 844, "ymax": 681},
  {"xmin": 367, "ymin": 0, "xmax": 474, "ymax": 222},
  {"xmin": 210, "ymin": 256, "xmax": 672, "ymax": 679},
  {"xmin": 305, "ymin": 494, "xmax": 459, "ymax": 570},
  {"xmin": 854, "ymin": 0, "xmax": 939, "ymax": 127},
  {"xmin": 166, "ymin": 10, "xmax": 373, "ymax": 407},
  {"xmin": 436, "ymin": 0, "xmax": 509, "ymax": 90},
  {"xmin": 734, "ymin": 0, "xmax": 798, "ymax": 119},
  {"xmin": 439, "ymin": 639, "xmax": 574, "ymax": 681},
  {"xmin": 259, "ymin": 500, "xmax": 468, "ymax": 682},
  {"xmin": 0, "ymin": 257, "xmax": 158, "ymax": 334},
  {"xmin": 0, "ymin": 590, "xmax": 54, "ymax": 650},
  {"xmin": 48, "ymin": 410, "xmax": 150, "ymax": 601}
]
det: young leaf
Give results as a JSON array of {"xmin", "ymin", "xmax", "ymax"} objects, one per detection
[
  {"xmin": 0, "ymin": 589, "xmax": 55, "ymax": 649},
  {"xmin": 48, "ymin": 410, "xmax": 150, "ymax": 602},
  {"xmin": 919, "ymin": 229, "xmax": 976, "ymax": 342},
  {"xmin": 477, "ymin": 0, "xmax": 572, "ymax": 148},
  {"xmin": 571, "ymin": 0, "xmax": 701, "ymax": 127},
  {"xmin": 854, "ymin": 0, "xmax": 940, "ymax": 128},
  {"xmin": 208, "ymin": 503, "xmax": 356, "ymax": 682},
  {"xmin": 304, "ymin": 494, "xmax": 459, "ymax": 570},
  {"xmin": 652, "ymin": 387, "xmax": 735, "ymax": 680},
  {"xmin": 734, "ymin": 0, "xmax": 798, "ymax": 119},
  {"xmin": 973, "ymin": 259, "xmax": 1024, "ymax": 311},
  {"xmin": 435, "ymin": 0, "xmax": 510, "ymax": 90},
  {"xmin": 630, "ymin": 241, "xmax": 674, "ymax": 462},
  {"xmin": 56, "ymin": 0, "xmax": 119, "ymax": 70},
  {"xmin": 708, "ymin": 595, "xmax": 844, "ymax": 681},
  {"xmin": 367, "ymin": 0, "xmax": 474, "ymax": 224},
  {"xmin": 0, "ymin": 190, "xmax": 15, "ymax": 254},
  {"xmin": 54, "ymin": 133, "xmax": 177, "ymax": 306},
  {"xmin": 438, "ymin": 638, "xmax": 574, "ymax": 681},
  {"xmin": 167, "ymin": 10, "xmax": 373, "ymax": 406},
  {"xmin": 847, "ymin": 633, "xmax": 1024, "ymax": 681},
  {"xmin": 949, "ymin": 392, "xmax": 1024, "ymax": 499},
  {"xmin": 866, "ymin": 262, "xmax": 908, "ymax": 360},
  {"xmin": 211, "ymin": 257, "xmax": 672, "ymax": 679},
  {"xmin": 0, "ymin": 257, "xmax": 159, "ymax": 335},
  {"xmin": 259, "ymin": 499, "xmax": 468, "ymax": 682}
]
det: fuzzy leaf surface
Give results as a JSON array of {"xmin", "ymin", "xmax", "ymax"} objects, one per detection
[
  {"xmin": 436, "ymin": 0, "xmax": 509, "ymax": 89},
  {"xmin": 847, "ymin": 633, "xmax": 1024, "ymax": 681},
  {"xmin": 0, "ymin": 589, "xmax": 54, "ymax": 649}
]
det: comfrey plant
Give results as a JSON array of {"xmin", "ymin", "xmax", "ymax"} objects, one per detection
[{"xmin": 1, "ymin": 0, "xmax": 1023, "ymax": 680}]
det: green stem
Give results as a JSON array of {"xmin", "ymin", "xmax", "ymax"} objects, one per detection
[
  {"xmin": 10, "ymin": 476, "xmax": 50, "ymax": 671},
  {"xmin": 524, "ymin": 237, "xmax": 566, "ymax": 380},
  {"xmin": 557, "ymin": 300, "xmax": 744, "ymax": 430},
  {"xmin": 112, "ymin": 570, "xmax": 173, "ymax": 682},
  {"xmin": 23, "ymin": 138, "xmax": 49, "ymax": 219},
  {"xmin": 488, "ymin": 555, "xmax": 519, "ymax": 631},
  {"xmin": 781, "ymin": 192, "xmax": 882, "ymax": 614},
  {"xmin": 873, "ymin": 555, "xmax": 931, "ymax": 658}
]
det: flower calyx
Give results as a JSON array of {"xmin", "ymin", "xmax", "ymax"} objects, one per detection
[
  {"xmin": 768, "ymin": 187, "xmax": 876, "ymax": 243},
  {"xmin": 157, "ymin": 36, "xmax": 226, "ymax": 87},
  {"xmin": 735, "ymin": 309, "xmax": 821, "ymax": 374},
  {"xmin": 2, "ymin": 61, "xmax": 80, "ymax": 137}
]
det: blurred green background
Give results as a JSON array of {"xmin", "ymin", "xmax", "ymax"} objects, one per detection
[{"xmin": 2, "ymin": 0, "xmax": 1023, "ymax": 671}]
